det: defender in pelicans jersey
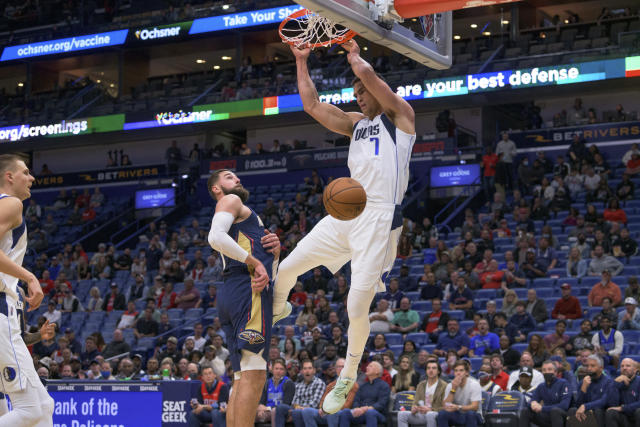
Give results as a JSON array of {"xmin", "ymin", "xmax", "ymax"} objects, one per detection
[
  {"xmin": 207, "ymin": 169, "xmax": 281, "ymax": 427},
  {"xmin": 272, "ymin": 39, "xmax": 416, "ymax": 415}
]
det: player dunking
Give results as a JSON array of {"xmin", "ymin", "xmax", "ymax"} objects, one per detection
[
  {"xmin": 272, "ymin": 40, "xmax": 416, "ymax": 413},
  {"xmin": 0, "ymin": 154, "xmax": 53, "ymax": 427},
  {"xmin": 207, "ymin": 169, "xmax": 280, "ymax": 427}
]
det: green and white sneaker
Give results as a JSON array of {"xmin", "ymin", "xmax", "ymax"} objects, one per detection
[
  {"xmin": 272, "ymin": 302, "xmax": 292, "ymax": 326},
  {"xmin": 322, "ymin": 376, "xmax": 355, "ymax": 414}
]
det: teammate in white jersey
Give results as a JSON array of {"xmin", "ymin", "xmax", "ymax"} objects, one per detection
[
  {"xmin": 0, "ymin": 154, "xmax": 53, "ymax": 427},
  {"xmin": 272, "ymin": 40, "xmax": 416, "ymax": 413}
]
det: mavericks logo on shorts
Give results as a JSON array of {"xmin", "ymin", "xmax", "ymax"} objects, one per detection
[
  {"xmin": 3, "ymin": 367, "xmax": 16, "ymax": 382},
  {"xmin": 238, "ymin": 330, "xmax": 265, "ymax": 345}
]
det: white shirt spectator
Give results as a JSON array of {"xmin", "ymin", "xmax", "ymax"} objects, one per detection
[
  {"xmin": 496, "ymin": 138, "xmax": 517, "ymax": 163},
  {"xmin": 369, "ymin": 300, "xmax": 394, "ymax": 333},
  {"xmin": 584, "ymin": 173, "xmax": 601, "ymax": 191},
  {"xmin": 117, "ymin": 311, "xmax": 138, "ymax": 329},
  {"xmin": 43, "ymin": 307, "xmax": 61, "ymax": 324}
]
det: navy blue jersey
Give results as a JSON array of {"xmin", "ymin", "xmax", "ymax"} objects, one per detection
[
  {"xmin": 223, "ymin": 209, "xmax": 275, "ymax": 279},
  {"xmin": 218, "ymin": 209, "xmax": 276, "ymax": 372}
]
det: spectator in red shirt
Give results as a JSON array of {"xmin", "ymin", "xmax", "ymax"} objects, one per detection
[
  {"xmin": 290, "ymin": 281, "xmax": 307, "ymax": 307},
  {"xmin": 551, "ymin": 283, "xmax": 582, "ymax": 319},
  {"xmin": 625, "ymin": 152, "xmax": 640, "ymax": 175},
  {"xmin": 490, "ymin": 354, "xmax": 510, "ymax": 390},
  {"xmin": 81, "ymin": 204, "xmax": 97, "ymax": 222},
  {"xmin": 40, "ymin": 270, "xmax": 55, "ymax": 295},
  {"xmin": 482, "ymin": 146, "xmax": 499, "ymax": 202},
  {"xmin": 176, "ymin": 278, "xmax": 201, "ymax": 310},
  {"xmin": 603, "ymin": 198, "xmax": 628, "ymax": 225},
  {"xmin": 480, "ymin": 260, "xmax": 504, "ymax": 289},
  {"xmin": 419, "ymin": 298, "xmax": 449, "ymax": 342},
  {"xmin": 75, "ymin": 188, "xmax": 91, "ymax": 208}
]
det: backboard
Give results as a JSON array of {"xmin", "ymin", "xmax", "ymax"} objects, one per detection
[{"xmin": 291, "ymin": 0, "xmax": 452, "ymax": 69}]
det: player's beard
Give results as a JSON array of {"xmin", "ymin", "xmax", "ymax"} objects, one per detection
[{"xmin": 222, "ymin": 184, "xmax": 249, "ymax": 203}]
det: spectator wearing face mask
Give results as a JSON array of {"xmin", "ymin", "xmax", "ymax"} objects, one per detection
[
  {"xmin": 521, "ymin": 360, "xmax": 571, "ymax": 427},
  {"xmin": 568, "ymin": 355, "xmax": 616, "ymax": 425}
]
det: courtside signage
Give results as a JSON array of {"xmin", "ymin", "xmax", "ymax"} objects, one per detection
[
  {"xmin": 189, "ymin": 5, "xmax": 303, "ymax": 34},
  {"xmin": 0, "ymin": 30, "xmax": 128, "ymax": 61}
]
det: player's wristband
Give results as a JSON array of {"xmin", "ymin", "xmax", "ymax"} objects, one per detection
[{"xmin": 450, "ymin": 389, "xmax": 456, "ymax": 393}]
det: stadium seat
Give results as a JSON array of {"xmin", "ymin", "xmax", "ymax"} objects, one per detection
[
  {"xmin": 406, "ymin": 332, "xmax": 429, "ymax": 346},
  {"xmin": 385, "ymin": 333, "xmax": 403, "ymax": 346}
]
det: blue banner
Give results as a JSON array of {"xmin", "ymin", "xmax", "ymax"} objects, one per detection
[
  {"xmin": 430, "ymin": 164, "xmax": 481, "ymax": 187},
  {"xmin": 47, "ymin": 380, "xmax": 199, "ymax": 427},
  {"xmin": 190, "ymin": 5, "xmax": 303, "ymax": 34},
  {"xmin": 52, "ymin": 390, "xmax": 162, "ymax": 427},
  {"xmin": 510, "ymin": 121, "xmax": 640, "ymax": 148},
  {"xmin": 0, "ymin": 30, "xmax": 129, "ymax": 61}
]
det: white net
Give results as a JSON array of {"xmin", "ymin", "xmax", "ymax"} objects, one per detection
[{"xmin": 279, "ymin": 10, "xmax": 353, "ymax": 48}]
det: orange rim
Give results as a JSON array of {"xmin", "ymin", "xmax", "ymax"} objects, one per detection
[{"xmin": 278, "ymin": 8, "xmax": 357, "ymax": 48}]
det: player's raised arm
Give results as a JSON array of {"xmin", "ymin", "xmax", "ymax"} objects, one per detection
[
  {"xmin": 344, "ymin": 40, "xmax": 415, "ymax": 135},
  {"xmin": 208, "ymin": 195, "xmax": 269, "ymax": 290},
  {"xmin": 0, "ymin": 197, "xmax": 42, "ymax": 310},
  {"xmin": 291, "ymin": 45, "xmax": 363, "ymax": 137}
]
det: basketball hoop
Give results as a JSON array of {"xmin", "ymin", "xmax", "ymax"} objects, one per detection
[{"xmin": 279, "ymin": 8, "xmax": 357, "ymax": 49}]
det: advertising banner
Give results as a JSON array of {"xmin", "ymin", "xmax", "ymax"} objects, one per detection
[
  {"xmin": 286, "ymin": 147, "xmax": 350, "ymax": 171},
  {"xmin": 430, "ymin": 164, "xmax": 481, "ymax": 187},
  {"xmin": 189, "ymin": 5, "xmax": 303, "ymax": 34},
  {"xmin": 34, "ymin": 164, "xmax": 165, "ymax": 188},
  {"xmin": 510, "ymin": 121, "xmax": 640, "ymax": 148},
  {"xmin": 48, "ymin": 381, "xmax": 198, "ymax": 427},
  {"xmin": 1, "ymin": 55, "xmax": 638, "ymax": 143},
  {"xmin": 0, "ymin": 30, "xmax": 129, "ymax": 61}
]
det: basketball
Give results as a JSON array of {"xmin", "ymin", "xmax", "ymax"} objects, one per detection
[{"xmin": 323, "ymin": 177, "xmax": 367, "ymax": 220}]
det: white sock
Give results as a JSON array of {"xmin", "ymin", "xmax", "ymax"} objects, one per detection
[
  {"xmin": 272, "ymin": 248, "xmax": 318, "ymax": 315},
  {"xmin": 341, "ymin": 287, "xmax": 376, "ymax": 380}
]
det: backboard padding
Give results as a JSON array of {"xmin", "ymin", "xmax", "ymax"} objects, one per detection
[{"xmin": 292, "ymin": 0, "xmax": 452, "ymax": 69}]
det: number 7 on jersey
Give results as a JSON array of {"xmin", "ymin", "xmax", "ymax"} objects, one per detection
[{"xmin": 370, "ymin": 137, "xmax": 379, "ymax": 156}]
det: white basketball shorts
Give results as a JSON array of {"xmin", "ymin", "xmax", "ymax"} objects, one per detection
[
  {"xmin": 0, "ymin": 294, "xmax": 41, "ymax": 394},
  {"xmin": 294, "ymin": 201, "xmax": 403, "ymax": 292}
]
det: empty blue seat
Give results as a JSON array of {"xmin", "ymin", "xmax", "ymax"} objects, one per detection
[
  {"xmin": 536, "ymin": 288, "xmax": 555, "ymax": 298},
  {"xmin": 385, "ymin": 333, "xmax": 403, "ymax": 346},
  {"xmin": 581, "ymin": 277, "xmax": 600, "ymax": 287},
  {"xmin": 512, "ymin": 343, "xmax": 528, "ymax": 353},
  {"xmin": 422, "ymin": 344, "xmax": 436, "ymax": 353},
  {"xmin": 532, "ymin": 278, "xmax": 556, "ymax": 288},
  {"xmin": 167, "ymin": 308, "xmax": 183, "ymax": 319},
  {"xmin": 185, "ymin": 308, "xmax": 203, "ymax": 319},
  {"xmin": 448, "ymin": 310, "xmax": 465, "ymax": 320},
  {"xmin": 413, "ymin": 301, "xmax": 431, "ymax": 311},
  {"xmin": 390, "ymin": 345, "xmax": 403, "ymax": 358},
  {"xmin": 468, "ymin": 358, "xmax": 483, "ymax": 372},
  {"xmin": 406, "ymin": 332, "xmax": 428, "ymax": 346}
]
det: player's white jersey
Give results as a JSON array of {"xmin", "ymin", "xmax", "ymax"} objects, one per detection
[
  {"xmin": 348, "ymin": 113, "xmax": 416, "ymax": 205},
  {"xmin": 0, "ymin": 194, "xmax": 27, "ymax": 305}
]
